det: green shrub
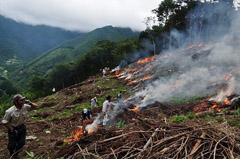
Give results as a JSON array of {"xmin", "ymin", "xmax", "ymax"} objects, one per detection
[
  {"xmin": 186, "ymin": 112, "xmax": 197, "ymax": 119},
  {"xmin": 205, "ymin": 115, "xmax": 211, "ymax": 119},
  {"xmin": 170, "ymin": 115, "xmax": 187, "ymax": 123},
  {"xmin": 117, "ymin": 121, "xmax": 126, "ymax": 128}
]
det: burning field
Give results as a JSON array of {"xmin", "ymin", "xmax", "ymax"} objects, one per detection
[
  {"xmin": 1, "ymin": 3, "xmax": 240, "ymax": 159},
  {"xmin": 52, "ymin": 107, "xmax": 240, "ymax": 159}
]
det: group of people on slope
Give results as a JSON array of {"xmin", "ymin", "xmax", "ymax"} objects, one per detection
[
  {"xmin": 81, "ymin": 91, "xmax": 122, "ymax": 124},
  {"xmin": 1, "ymin": 66, "xmax": 122, "ymax": 158}
]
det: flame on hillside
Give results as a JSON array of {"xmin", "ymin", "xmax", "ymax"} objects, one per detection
[
  {"xmin": 185, "ymin": 44, "xmax": 196, "ymax": 50},
  {"xmin": 64, "ymin": 126, "xmax": 84, "ymax": 143},
  {"xmin": 131, "ymin": 104, "xmax": 140, "ymax": 112},
  {"xmin": 223, "ymin": 73, "xmax": 232, "ymax": 82},
  {"xmin": 198, "ymin": 42, "xmax": 204, "ymax": 47},
  {"xmin": 142, "ymin": 74, "xmax": 151, "ymax": 81},
  {"xmin": 194, "ymin": 75, "xmax": 235, "ymax": 113},
  {"xmin": 137, "ymin": 55, "xmax": 156, "ymax": 64}
]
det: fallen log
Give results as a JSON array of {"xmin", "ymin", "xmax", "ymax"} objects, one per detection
[
  {"xmin": 189, "ymin": 131, "xmax": 207, "ymax": 159},
  {"xmin": 137, "ymin": 128, "xmax": 159, "ymax": 158}
]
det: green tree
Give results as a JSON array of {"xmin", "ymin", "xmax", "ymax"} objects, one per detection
[
  {"xmin": 47, "ymin": 63, "xmax": 74, "ymax": 90},
  {"xmin": 29, "ymin": 76, "xmax": 51, "ymax": 99}
]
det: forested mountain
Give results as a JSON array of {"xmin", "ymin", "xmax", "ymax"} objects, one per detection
[
  {"xmin": 0, "ymin": 15, "xmax": 81, "ymax": 65},
  {"xmin": 9, "ymin": 26, "xmax": 139, "ymax": 84}
]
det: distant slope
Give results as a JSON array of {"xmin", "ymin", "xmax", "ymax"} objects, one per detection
[
  {"xmin": 0, "ymin": 15, "xmax": 81, "ymax": 65},
  {"xmin": 18, "ymin": 26, "xmax": 139, "ymax": 76}
]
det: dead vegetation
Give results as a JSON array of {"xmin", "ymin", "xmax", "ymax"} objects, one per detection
[
  {"xmin": 0, "ymin": 71, "xmax": 240, "ymax": 159},
  {"xmin": 50, "ymin": 109, "xmax": 240, "ymax": 159}
]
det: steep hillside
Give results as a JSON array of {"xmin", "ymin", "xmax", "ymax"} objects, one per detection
[
  {"xmin": 0, "ymin": 53, "xmax": 239, "ymax": 158},
  {"xmin": 21, "ymin": 26, "xmax": 138, "ymax": 74},
  {"xmin": 8, "ymin": 26, "xmax": 139, "ymax": 85},
  {"xmin": 0, "ymin": 15, "xmax": 81, "ymax": 66}
]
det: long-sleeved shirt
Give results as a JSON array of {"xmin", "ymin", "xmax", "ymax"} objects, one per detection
[{"xmin": 102, "ymin": 100, "xmax": 110, "ymax": 113}]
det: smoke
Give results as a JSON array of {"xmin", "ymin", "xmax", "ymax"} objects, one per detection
[
  {"xmin": 133, "ymin": 2, "xmax": 240, "ymax": 107},
  {"xmin": 85, "ymin": 102, "xmax": 125, "ymax": 132}
]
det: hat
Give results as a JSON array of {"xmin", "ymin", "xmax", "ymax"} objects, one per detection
[
  {"xmin": 83, "ymin": 108, "xmax": 88, "ymax": 113},
  {"xmin": 13, "ymin": 94, "xmax": 26, "ymax": 101}
]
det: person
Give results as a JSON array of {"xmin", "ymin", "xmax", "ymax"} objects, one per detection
[
  {"xmin": 81, "ymin": 108, "xmax": 92, "ymax": 121},
  {"xmin": 90, "ymin": 97, "xmax": 99, "ymax": 109},
  {"xmin": 102, "ymin": 67, "xmax": 107, "ymax": 83},
  {"xmin": 117, "ymin": 91, "xmax": 122, "ymax": 102},
  {"xmin": 1, "ymin": 94, "xmax": 38, "ymax": 158},
  {"xmin": 102, "ymin": 96, "xmax": 112, "ymax": 125}
]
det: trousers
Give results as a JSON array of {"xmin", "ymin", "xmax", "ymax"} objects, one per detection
[{"xmin": 7, "ymin": 124, "xmax": 26, "ymax": 155}]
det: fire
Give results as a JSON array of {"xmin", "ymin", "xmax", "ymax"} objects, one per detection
[
  {"xmin": 198, "ymin": 42, "xmax": 204, "ymax": 47},
  {"xmin": 158, "ymin": 55, "xmax": 168, "ymax": 60},
  {"xmin": 173, "ymin": 81, "xmax": 179, "ymax": 88},
  {"xmin": 137, "ymin": 55, "xmax": 156, "ymax": 64},
  {"xmin": 128, "ymin": 79, "xmax": 138, "ymax": 85},
  {"xmin": 64, "ymin": 126, "xmax": 84, "ymax": 142},
  {"xmin": 185, "ymin": 44, "xmax": 196, "ymax": 50},
  {"xmin": 142, "ymin": 74, "xmax": 151, "ymax": 81},
  {"xmin": 115, "ymin": 72, "xmax": 122, "ymax": 78},
  {"xmin": 131, "ymin": 104, "xmax": 140, "ymax": 112},
  {"xmin": 87, "ymin": 125, "xmax": 101, "ymax": 134},
  {"xmin": 124, "ymin": 96, "xmax": 133, "ymax": 103},
  {"xmin": 223, "ymin": 73, "xmax": 232, "ymax": 82}
]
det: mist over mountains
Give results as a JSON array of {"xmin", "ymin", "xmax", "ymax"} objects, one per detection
[{"xmin": 0, "ymin": 15, "xmax": 82, "ymax": 65}]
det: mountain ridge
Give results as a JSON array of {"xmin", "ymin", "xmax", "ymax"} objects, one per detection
[
  {"xmin": 0, "ymin": 15, "xmax": 82, "ymax": 65},
  {"xmin": 8, "ymin": 25, "xmax": 139, "ymax": 85}
]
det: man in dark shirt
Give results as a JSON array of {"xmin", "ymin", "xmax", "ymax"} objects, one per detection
[{"xmin": 81, "ymin": 108, "xmax": 92, "ymax": 120}]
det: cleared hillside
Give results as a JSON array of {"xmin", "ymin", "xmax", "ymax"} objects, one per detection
[{"xmin": 0, "ymin": 54, "xmax": 239, "ymax": 158}]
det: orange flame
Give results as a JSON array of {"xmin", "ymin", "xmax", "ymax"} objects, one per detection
[
  {"xmin": 137, "ymin": 55, "xmax": 156, "ymax": 64},
  {"xmin": 173, "ymin": 81, "xmax": 179, "ymax": 88},
  {"xmin": 198, "ymin": 42, "xmax": 204, "ymax": 47},
  {"xmin": 223, "ymin": 73, "xmax": 232, "ymax": 82},
  {"xmin": 64, "ymin": 127, "xmax": 83, "ymax": 142},
  {"xmin": 142, "ymin": 74, "xmax": 151, "ymax": 81},
  {"xmin": 124, "ymin": 96, "xmax": 133, "ymax": 103},
  {"xmin": 87, "ymin": 125, "xmax": 101, "ymax": 134},
  {"xmin": 132, "ymin": 104, "xmax": 140, "ymax": 112},
  {"xmin": 128, "ymin": 80, "xmax": 138, "ymax": 85},
  {"xmin": 185, "ymin": 44, "xmax": 196, "ymax": 50},
  {"xmin": 158, "ymin": 55, "xmax": 168, "ymax": 60},
  {"xmin": 115, "ymin": 72, "xmax": 122, "ymax": 78}
]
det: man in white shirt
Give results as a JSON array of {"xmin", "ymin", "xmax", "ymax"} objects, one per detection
[
  {"xmin": 1, "ymin": 94, "xmax": 38, "ymax": 158},
  {"xmin": 102, "ymin": 96, "xmax": 112, "ymax": 125},
  {"xmin": 90, "ymin": 97, "xmax": 99, "ymax": 109}
]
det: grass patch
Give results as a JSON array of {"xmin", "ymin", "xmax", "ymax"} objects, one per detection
[
  {"xmin": 186, "ymin": 112, "xmax": 197, "ymax": 119},
  {"xmin": 170, "ymin": 115, "xmax": 187, "ymax": 123},
  {"xmin": 205, "ymin": 115, "xmax": 211, "ymax": 119},
  {"xmin": 117, "ymin": 121, "xmax": 126, "ymax": 128},
  {"xmin": 167, "ymin": 96, "xmax": 206, "ymax": 104}
]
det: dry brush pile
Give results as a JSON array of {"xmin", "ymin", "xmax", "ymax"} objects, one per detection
[{"xmin": 50, "ymin": 109, "xmax": 240, "ymax": 159}]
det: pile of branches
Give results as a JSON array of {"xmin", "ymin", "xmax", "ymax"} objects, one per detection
[{"xmin": 53, "ymin": 117, "xmax": 240, "ymax": 159}]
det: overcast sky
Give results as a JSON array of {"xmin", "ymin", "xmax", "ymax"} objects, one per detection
[{"xmin": 0, "ymin": 0, "xmax": 161, "ymax": 32}]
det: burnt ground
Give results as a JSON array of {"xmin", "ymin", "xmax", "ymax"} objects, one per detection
[{"xmin": 0, "ymin": 73, "xmax": 239, "ymax": 159}]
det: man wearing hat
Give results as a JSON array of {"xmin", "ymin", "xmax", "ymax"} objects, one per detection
[{"xmin": 1, "ymin": 94, "xmax": 38, "ymax": 158}]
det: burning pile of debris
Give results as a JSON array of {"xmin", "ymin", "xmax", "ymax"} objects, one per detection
[
  {"xmin": 52, "ymin": 108, "xmax": 240, "ymax": 159},
  {"xmin": 194, "ymin": 93, "xmax": 240, "ymax": 113}
]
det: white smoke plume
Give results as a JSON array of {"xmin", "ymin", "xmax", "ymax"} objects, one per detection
[{"xmin": 133, "ymin": 3, "xmax": 240, "ymax": 107}]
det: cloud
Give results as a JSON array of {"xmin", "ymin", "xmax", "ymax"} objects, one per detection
[{"xmin": 0, "ymin": 0, "xmax": 160, "ymax": 32}]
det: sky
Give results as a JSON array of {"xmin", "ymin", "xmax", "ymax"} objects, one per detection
[{"xmin": 0, "ymin": 0, "xmax": 161, "ymax": 32}]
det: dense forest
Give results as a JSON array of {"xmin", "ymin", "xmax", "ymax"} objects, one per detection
[{"xmin": 0, "ymin": 0, "xmax": 238, "ymax": 115}]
